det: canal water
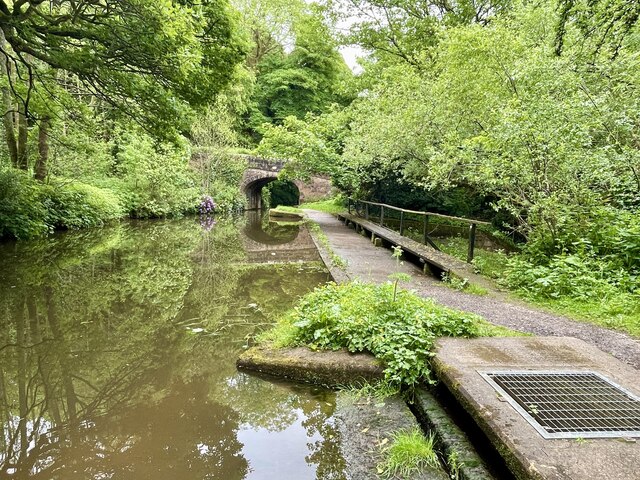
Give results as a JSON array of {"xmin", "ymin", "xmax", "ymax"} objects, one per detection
[{"xmin": 0, "ymin": 214, "xmax": 347, "ymax": 479}]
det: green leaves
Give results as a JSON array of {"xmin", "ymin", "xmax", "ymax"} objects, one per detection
[
  {"xmin": 2, "ymin": 0, "xmax": 246, "ymax": 140},
  {"xmin": 283, "ymin": 281, "xmax": 492, "ymax": 386}
]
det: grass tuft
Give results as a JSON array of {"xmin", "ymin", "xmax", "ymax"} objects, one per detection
[
  {"xmin": 378, "ymin": 428, "xmax": 439, "ymax": 479},
  {"xmin": 339, "ymin": 381, "xmax": 401, "ymax": 401},
  {"xmin": 270, "ymin": 205, "xmax": 304, "ymax": 215}
]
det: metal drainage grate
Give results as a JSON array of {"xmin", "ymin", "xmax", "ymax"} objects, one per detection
[{"xmin": 480, "ymin": 371, "xmax": 640, "ymax": 439}]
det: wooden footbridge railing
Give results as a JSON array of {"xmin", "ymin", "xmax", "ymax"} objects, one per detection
[{"xmin": 347, "ymin": 198, "xmax": 491, "ymax": 263}]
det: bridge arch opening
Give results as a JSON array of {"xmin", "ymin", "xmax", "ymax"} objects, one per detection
[
  {"xmin": 265, "ymin": 179, "xmax": 300, "ymax": 207},
  {"xmin": 243, "ymin": 177, "xmax": 300, "ymax": 210}
]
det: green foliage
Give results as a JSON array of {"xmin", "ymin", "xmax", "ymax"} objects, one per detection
[
  {"xmin": 0, "ymin": 168, "xmax": 48, "ymax": 239},
  {"xmin": 42, "ymin": 182, "xmax": 124, "ymax": 229},
  {"xmin": 256, "ymin": 107, "xmax": 351, "ymax": 180},
  {"xmin": 266, "ymin": 179, "xmax": 300, "ymax": 206},
  {"xmin": 246, "ymin": 7, "xmax": 353, "ymax": 139},
  {"xmin": 2, "ymin": 0, "xmax": 247, "ymax": 139},
  {"xmin": 276, "ymin": 281, "xmax": 504, "ymax": 386},
  {"xmin": 325, "ymin": 0, "xmax": 639, "ymax": 248},
  {"xmin": 378, "ymin": 428, "xmax": 439, "ymax": 479},
  {"xmin": 110, "ymin": 131, "xmax": 200, "ymax": 218},
  {"xmin": 0, "ymin": 168, "xmax": 124, "ymax": 239},
  {"xmin": 502, "ymin": 252, "xmax": 640, "ymax": 336},
  {"xmin": 301, "ymin": 196, "xmax": 347, "ymax": 214}
]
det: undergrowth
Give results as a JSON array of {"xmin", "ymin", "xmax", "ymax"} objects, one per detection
[
  {"xmin": 503, "ymin": 254, "xmax": 640, "ymax": 336},
  {"xmin": 261, "ymin": 281, "xmax": 516, "ymax": 386},
  {"xmin": 438, "ymin": 236, "xmax": 640, "ymax": 337},
  {"xmin": 301, "ymin": 196, "xmax": 347, "ymax": 214},
  {"xmin": 439, "ymin": 236, "xmax": 511, "ymax": 280},
  {"xmin": 378, "ymin": 428, "xmax": 439, "ymax": 479}
]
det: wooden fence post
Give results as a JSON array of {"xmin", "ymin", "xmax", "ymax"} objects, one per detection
[
  {"xmin": 423, "ymin": 215, "xmax": 428, "ymax": 245},
  {"xmin": 467, "ymin": 223, "xmax": 477, "ymax": 263},
  {"xmin": 399, "ymin": 211, "xmax": 405, "ymax": 236},
  {"xmin": 380, "ymin": 205, "xmax": 384, "ymax": 226},
  {"xmin": 365, "ymin": 203, "xmax": 369, "ymax": 220},
  {"xmin": 348, "ymin": 198, "xmax": 352, "ymax": 214}
]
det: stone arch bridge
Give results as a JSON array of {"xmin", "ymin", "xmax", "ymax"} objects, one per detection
[{"xmin": 240, "ymin": 156, "xmax": 332, "ymax": 209}]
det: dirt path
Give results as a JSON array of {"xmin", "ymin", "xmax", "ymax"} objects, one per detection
[{"xmin": 305, "ymin": 210, "xmax": 640, "ymax": 370}]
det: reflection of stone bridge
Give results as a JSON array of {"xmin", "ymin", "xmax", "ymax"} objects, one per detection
[
  {"xmin": 240, "ymin": 212, "xmax": 320, "ymax": 264},
  {"xmin": 240, "ymin": 156, "xmax": 332, "ymax": 209}
]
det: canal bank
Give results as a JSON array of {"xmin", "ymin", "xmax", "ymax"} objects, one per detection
[
  {"xmin": 304, "ymin": 210, "xmax": 640, "ymax": 370},
  {"xmin": 295, "ymin": 209, "xmax": 640, "ymax": 479}
]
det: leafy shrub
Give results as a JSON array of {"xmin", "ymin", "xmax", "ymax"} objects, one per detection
[
  {"xmin": 42, "ymin": 182, "xmax": 124, "ymax": 229},
  {"xmin": 524, "ymin": 207, "xmax": 640, "ymax": 272},
  {"xmin": 207, "ymin": 180, "xmax": 246, "ymax": 213},
  {"xmin": 114, "ymin": 130, "xmax": 200, "ymax": 218},
  {"xmin": 503, "ymin": 254, "xmax": 623, "ymax": 300},
  {"xmin": 0, "ymin": 168, "xmax": 48, "ymax": 239},
  {"xmin": 274, "ymin": 281, "xmax": 495, "ymax": 386},
  {"xmin": 502, "ymin": 252, "xmax": 640, "ymax": 336}
]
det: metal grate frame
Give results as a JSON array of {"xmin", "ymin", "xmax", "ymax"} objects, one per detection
[{"xmin": 479, "ymin": 370, "xmax": 640, "ymax": 439}]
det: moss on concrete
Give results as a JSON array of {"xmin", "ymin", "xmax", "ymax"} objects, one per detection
[
  {"xmin": 237, "ymin": 345, "xmax": 385, "ymax": 387},
  {"xmin": 411, "ymin": 388, "xmax": 496, "ymax": 480}
]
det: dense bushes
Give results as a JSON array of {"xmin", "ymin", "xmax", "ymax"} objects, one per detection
[
  {"xmin": 265, "ymin": 281, "xmax": 508, "ymax": 386},
  {"xmin": 507, "ymin": 207, "xmax": 640, "ymax": 298},
  {"xmin": 0, "ymin": 169, "xmax": 48, "ymax": 239},
  {"xmin": 501, "ymin": 208, "xmax": 640, "ymax": 335},
  {"xmin": 42, "ymin": 182, "xmax": 124, "ymax": 229},
  {"xmin": 0, "ymin": 168, "xmax": 126, "ymax": 239}
]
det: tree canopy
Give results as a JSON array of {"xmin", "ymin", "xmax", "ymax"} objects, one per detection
[{"xmin": 0, "ymin": 0, "xmax": 246, "ymax": 136}]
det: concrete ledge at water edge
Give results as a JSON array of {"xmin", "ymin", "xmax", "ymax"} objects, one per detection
[
  {"xmin": 236, "ymin": 345, "xmax": 385, "ymax": 387},
  {"xmin": 432, "ymin": 336, "xmax": 640, "ymax": 480},
  {"xmin": 268, "ymin": 209, "xmax": 305, "ymax": 222}
]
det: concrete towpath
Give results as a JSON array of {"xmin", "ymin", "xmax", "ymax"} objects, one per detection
[{"xmin": 305, "ymin": 210, "xmax": 640, "ymax": 370}]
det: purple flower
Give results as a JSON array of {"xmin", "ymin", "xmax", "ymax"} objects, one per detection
[{"xmin": 199, "ymin": 195, "xmax": 217, "ymax": 214}]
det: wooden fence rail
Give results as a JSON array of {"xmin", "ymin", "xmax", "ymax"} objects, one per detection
[{"xmin": 347, "ymin": 198, "xmax": 491, "ymax": 263}]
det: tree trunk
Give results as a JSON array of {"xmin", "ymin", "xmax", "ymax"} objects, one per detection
[
  {"xmin": 16, "ymin": 101, "xmax": 28, "ymax": 170},
  {"xmin": 0, "ymin": 30, "xmax": 18, "ymax": 166},
  {"xmin": 35, "ymin": 116, "xmax": 50, "ymax": 181}
]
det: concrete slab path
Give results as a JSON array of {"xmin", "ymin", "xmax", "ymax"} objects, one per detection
[
  {"xmin": 305, "ymin": 210, "xmax": 640, "ymax": 370},
  {"xmin": 433, "ymin": 337, "xmax": 640, "ymax": 480}
]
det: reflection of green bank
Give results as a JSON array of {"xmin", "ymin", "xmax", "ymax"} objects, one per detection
[{"xmin": 0, "ymin": 214, "xmax": 341, "ymax": 479}]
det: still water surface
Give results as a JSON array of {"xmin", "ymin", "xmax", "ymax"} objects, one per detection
[{"xmin": 0, "ymin": 214, "xmax": 347, "ymax": 479}]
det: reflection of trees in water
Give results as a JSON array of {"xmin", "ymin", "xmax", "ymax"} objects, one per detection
[
  {"xmin": 217, "ymin": 374, "xmax": 347, "ymax": 480},
  {"xmin": 0, "ymin": 219, "xmax": 248, "ymax": 478},
  {"xmin": 0, "ymin": 217, "xmax": 341, "ymax": 479},
  {"xmin": 66, "ymin": 379, "xmax": 248, "ymax": 480}
]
